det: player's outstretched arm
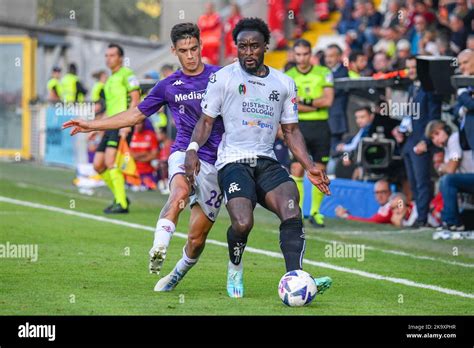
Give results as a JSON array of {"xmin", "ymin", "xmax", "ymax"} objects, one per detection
[
  {"xmin": 62, "ymin": 107, "xmax": 146, "ymax": 136},
  {"xmin": 281, "ymin": 122, "xmax": 331, "ymax": 195},
  {"xmin": 184, "ymin": 114, "xmax": 215, "ymax": 185}
]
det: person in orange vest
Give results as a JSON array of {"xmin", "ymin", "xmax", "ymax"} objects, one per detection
[
  {"xmin": 198, "ymin": 2, "xmax": 222, "ymax": 65},
  {"xmin": 224, "ymin": 2, "xmax": 242, "ymax": 62}
]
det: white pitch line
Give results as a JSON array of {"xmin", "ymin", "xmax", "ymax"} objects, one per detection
[
  {"xmin": 272, "ymin": 231, "xmax": 474, "ymax": 268},
  {"xmin": 1, "ymin": 195, "xmax": 473, "ymax": 300}
]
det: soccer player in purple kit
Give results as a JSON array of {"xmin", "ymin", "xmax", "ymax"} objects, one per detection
[{"xmin": 62, "ymin": 23, "xmax": 225, "ymax": 291}]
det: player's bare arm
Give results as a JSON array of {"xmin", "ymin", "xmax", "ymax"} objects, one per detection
[
  {"xmin": 184, "ymin": 114, "xmax": 215, "ymax": 185},
  {"xmin": 311, "ymin": 87, "xmax": 334, "ymax": 108},
  {"xmin": 62, "ymin": 107, "xmax": 146, "ymax": 135},
  {"xmin": 281, "ymin": 122, "xmax": 331, "ymax": 195},
  {"xmin": 119, "ymin": 89, "xmax": 142, "ymax": 138}
]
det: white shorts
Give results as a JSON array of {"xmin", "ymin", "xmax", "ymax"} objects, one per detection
[{"xmin": 168, "ymin": 150, "xmax": 222, "ymax": 222}]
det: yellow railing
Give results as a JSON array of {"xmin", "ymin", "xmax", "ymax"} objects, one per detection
[{"xmin": 0, "ymin": 36, "xmax": 36, "ymax": 160}]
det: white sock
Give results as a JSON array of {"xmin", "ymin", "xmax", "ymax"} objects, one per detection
[
  {"xmin": 153, "ymin": 218, "xmax": 176, "ymax": 249},
  {"xmin": 175, "ymin": 246, "xmax": 198, "ymax": 276},
  {"xmin": 228, "ymin": 260, "xmax": 243, "ymax": 272}
]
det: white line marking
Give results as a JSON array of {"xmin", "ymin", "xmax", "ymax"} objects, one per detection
[
  {"xmin": 266, "ymin": 230, "xmax": 474, "ymax": 268},
  {"xmin": 1, "ymin": 195, "xmax": 473, "ymax": 299}
]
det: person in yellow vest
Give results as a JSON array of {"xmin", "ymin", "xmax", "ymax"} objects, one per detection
[
  {"xmin": 91, "ymin": 70, "xmax": 108, "ymax": 116},
  {"xmin": 47, "ymin": 66, "xmax": 62, "ymax": 102},
  {"xmin": 61, "ymin": 63, "xmax": 88, "ymax": 103},
  {"xmin": 93, "ymin": 43, "xmax": 141, "ymax": 214},
  {"xmin": 285, "ymin": 39, "xmax": 334, "ymax": 228}
]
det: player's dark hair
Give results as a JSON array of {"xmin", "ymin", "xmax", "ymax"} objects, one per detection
[
  {"xmin": 349, "ymin": 50, "xmax": 364, "ymax": 62},
  {"xmin": 293, "ymin": 39, "xmax": 312, "ymax": 50},
  {"xmin": 170, "ymin": 23, "xmax": 201, "ymax": 45},
  {"xmin": 108, "ymin": 43, "xmax": 124, "ymax": 57},
  {"xmin": 327, "ymin": 44, "xmax": 343, "ymax": 55},
  {"xmin": 355, "ymin": 106, "xmax": 373, "ymax": 115},
  {"xmin": 232, "ymin": 17, "xmax": 270, "ymax": 45}
]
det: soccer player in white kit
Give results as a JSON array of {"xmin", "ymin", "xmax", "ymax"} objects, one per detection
[{"xmin": 185, "ymin": 18, "xmax": 333, "ymax": 298}]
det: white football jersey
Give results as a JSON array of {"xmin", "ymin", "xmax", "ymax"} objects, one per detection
[{"xmin": 201, "ymin": 61, "xmax": 298, "ymax": 170}]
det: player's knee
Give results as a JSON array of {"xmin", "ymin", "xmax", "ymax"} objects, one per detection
[
  {"xmin": 93, "ymin": 163, "xmax": 105, "ymax": 174},
  {"xmin": 232, "ymin": 216, "xmax": 253, "ymax": 236},
  {"xmin": 169, "ymin": 187, "xmax": 190, "ymax": 210},
  {"xmin": 290, "ymin": 162, "xmax": 304, "ymax": 177}
]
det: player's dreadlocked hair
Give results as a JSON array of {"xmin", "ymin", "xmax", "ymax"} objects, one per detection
[
  {"xmin": 170, "ymin": 22, "xmax": 201, "ymax": 45},
  {"xmin": 232, "ymin": 17, "xmax": 270, "ymax": 45}
]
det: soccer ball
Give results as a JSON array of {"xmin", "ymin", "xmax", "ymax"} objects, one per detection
[{"xmin": 278, "ymin": 270, "xmax": 317, "ymax": 307}]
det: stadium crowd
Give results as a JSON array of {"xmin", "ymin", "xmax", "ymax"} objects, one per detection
[{"xmin": 47, "ymin": 0, "xmax": 474, "ymax": 234}]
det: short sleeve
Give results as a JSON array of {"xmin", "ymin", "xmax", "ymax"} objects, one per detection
[
  {"xmin": 322, "ymin": 69, "xmax": 334, "ymax": 88},
  {"xmin": 124, "ymin": 69, "xmax": 140, "ymax": 92},
  {"xmin": 201, "ymin": 71, "xmax": 224, "ymax": 118},
  {"xmin": 446, "ymin": 133, "xmax": 463, "ymax": 162},
  {"xmin": 137, "ymin": 80, "xmax": 167, "ymax": 117},
  {"xmin": 280, "ymin": 78, "xmax": 299, "ymax": 124}
]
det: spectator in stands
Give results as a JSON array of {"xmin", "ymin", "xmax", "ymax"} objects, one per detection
[
  {"xmin": 409, "ymin": 14, "xmax": 427, "ymax": 55},
  {"xmin": 267, "ymin": 0, "xmax": 288, "ymax": 49},
  {"xmin": 393, "ymin": 39, "xmax": 411, "ymax": 69},
  {"xmin": 392, "ymin": 56, "xmax": 443, "ymax": 228},
  {"xmin": 467, "ymin": 34, "xmax": 474, "ymax": 49},
  {"xmin": 60, "ymin": 63, "xmax": 87, "ymax": 103},
  {"xmin": 425, "ymin": 120, "xmax": 474, "ymax": 231},
  {"xmin": 335, "ymin": 179, "xmax": 393, "ymax": 223},
  {"xmin": 156, "ymin": 127, "xmax": 173, "ymax": 194},
  {"xmin": 409, "ymin": 0, "xmax": 437, "ymax": 27},
  {"xmin": 336, "ymin": 0, "xmax": 356, "ymax": 34},
  {"xmin": 362, "ymin": 0, "xmax": 384, "ymax": 45},
  {"xmin": 326, "ymin": 44, "xmax": 350, "ymax": 152},
  {"xmin": 463, "ymin": 0, "xmax": 474, "ymax": 34},
  {"xmin": 381, "ymin": 0, "xmax": 401, "ymax": 30},
  {"xmin": 436, "ymin": 34, "xmax": 457, "ymax": 56},
  {"xmin": 348, "ymin": 50, "xmax": 369, "ymax": 77},
  {"xmin": 198, "ymin": 2, "xmax": 222, "ymax": 65},
  {"xmin": 129, "ymin": 120, "xmax": 159, "ymax": 190},
  {"xmin": 47, "ymin": 66, "xmax": 62, "ymax": 102},
  {"xmin": 373, "ymin": 25, "xmax": 399, "ymax": 58},
  {"xmin": 224, "ymin": 2, "xmax": 242, "ymax": 62},
  {"xmin": 372, "ymin": 51, "xmax": 392, "ymax": 73},
  {"xmin": 450, "ymin": 13, "xmax": 468, "ymax": 54},
  {"xmin": 418, "ymin": 29, "xmax": 440, "ymax": 56}
]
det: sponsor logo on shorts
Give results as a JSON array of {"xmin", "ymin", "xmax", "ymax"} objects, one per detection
[{"xmin": 228, "ymin": 182, "xmax": 241, "ymax": 194}]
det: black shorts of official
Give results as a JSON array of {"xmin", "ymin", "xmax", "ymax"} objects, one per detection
[
  {"xmin": 96, "ymin": 129, "xmax": 133, "ymax": 152},
  {"xmin": 218, "ymin": 156, "xmax": 294, "ymax": 207},
  {"xmin": 298, "ymin": 119, "xmax": 331, "ymax": 165}
]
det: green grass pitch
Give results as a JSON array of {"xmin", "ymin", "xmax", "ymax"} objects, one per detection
[{"xmin": 0, "ymin": 161, "xmax": 473, "ymax": 315}]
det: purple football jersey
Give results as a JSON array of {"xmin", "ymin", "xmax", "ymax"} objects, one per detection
[{"xmin": 137, "ymin": 64, "xmax": 224, "ymax": 164}]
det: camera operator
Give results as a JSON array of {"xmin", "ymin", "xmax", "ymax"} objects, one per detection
[{"xmin": 391, "ymin": 56, "xmax": 443, "ymax": 228}]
